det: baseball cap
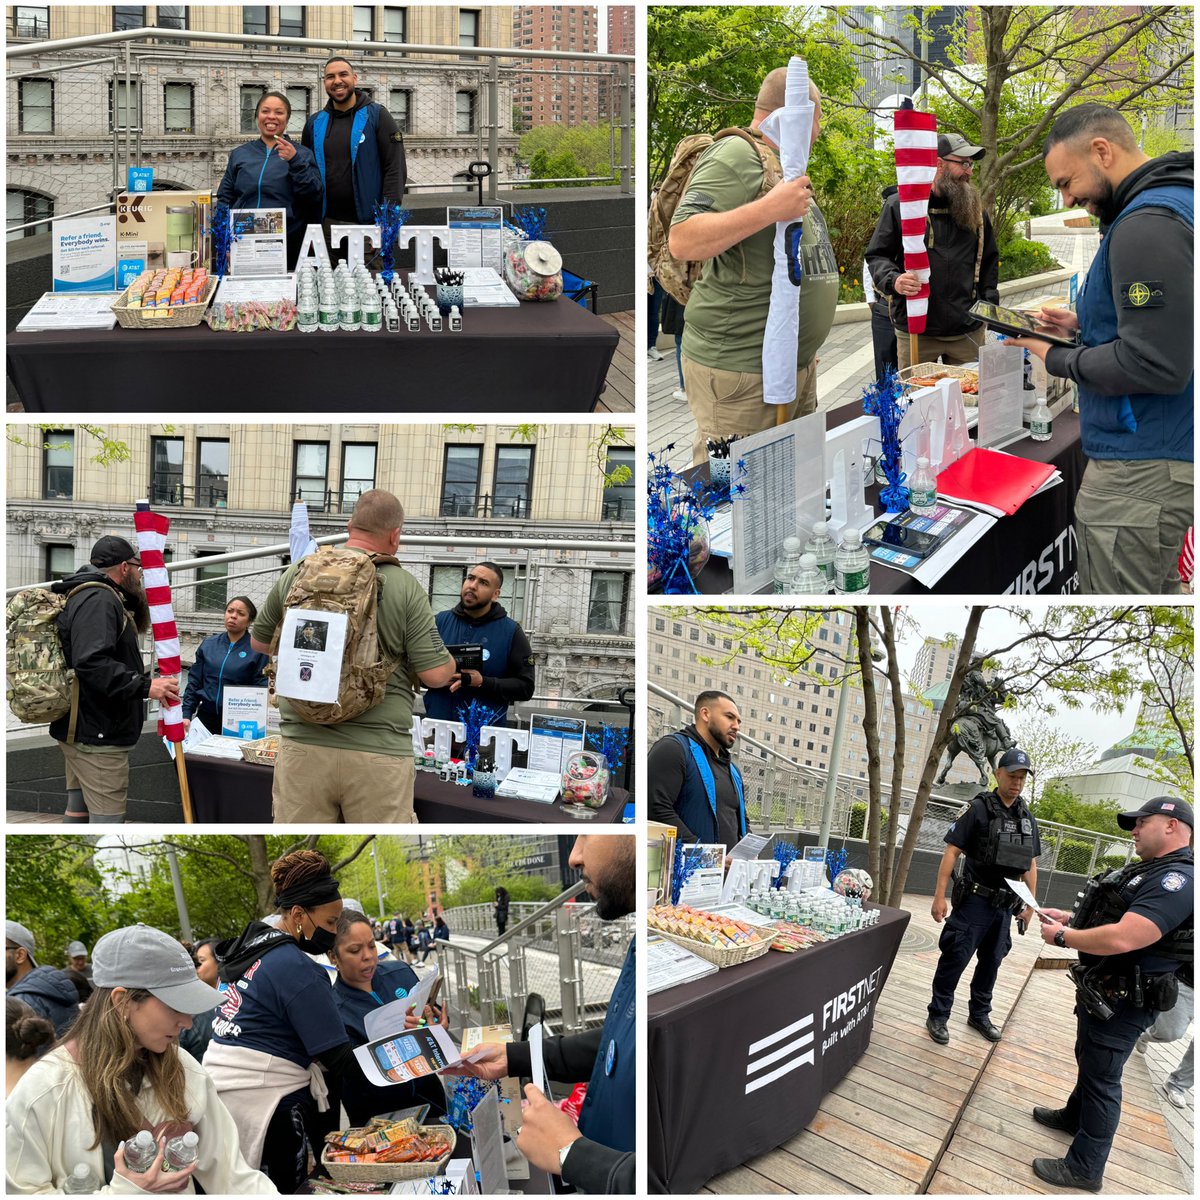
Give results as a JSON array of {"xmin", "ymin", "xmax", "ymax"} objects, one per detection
[
  {"xmin": 1117, "ymin": 796, "xmax": 1194, "ymax": 831},
  {"xmin": 92, "ymin": 926, "xmax": 223, "ymax": 1014},
  {"xmin": 66, "ymin": 941, "xmax": 88, "ymax": 959},
  {"xmin": 90, "ymin": 535, "xmax": 140, "ymax": 569},
  {"xmin": 938, "ymin": 133, "xmax": 985, "ymax": 161},
  {"xmin": 6, "ymin": 920, "xmax": 38, "ymax": 966},
  {"xmin": 996, "ymin": 748, "xmax": 1034, "ymax": 774}
]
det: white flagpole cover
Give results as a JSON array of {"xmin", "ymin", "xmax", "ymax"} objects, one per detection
[{"xmin": 760, "ymin": 56, "xmax": 815, "ymax": 406}]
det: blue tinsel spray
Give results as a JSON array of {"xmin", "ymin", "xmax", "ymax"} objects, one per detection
[
  {"xmin": 585, "ymin": 725, "xmax": 629, "ymax": 777},
  {"xmin": 772, "ymin": 841, "xmax": 800, "ymax": 889},
  {"xmin": 373, "ymin": 200, "xmax": 411, "ymax": 282},
  {"xmin": 863, "ymin": 364, "xmax": 910, "ymax": 512}
]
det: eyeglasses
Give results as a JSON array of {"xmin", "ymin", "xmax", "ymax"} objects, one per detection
[
  {"xmin": 942, "ymin": 157, "xmax": 975, "ymax": 170},
  {"xmin": 125, "ymin": 559, "xmax": 143, "ymax": 570}
]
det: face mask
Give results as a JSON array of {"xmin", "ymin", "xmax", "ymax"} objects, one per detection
[{"xmin": 296, "ymin": 917, "xmax": 337, "ymax": 956}]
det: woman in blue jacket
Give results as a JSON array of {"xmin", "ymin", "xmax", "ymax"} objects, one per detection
[
  {"xmin": 216, "ymin": 91, "xmax": 323, "ymax": 269},
  {"xmin": 182, "ymin": 596, "xmax": 269, "ymax": 736}
]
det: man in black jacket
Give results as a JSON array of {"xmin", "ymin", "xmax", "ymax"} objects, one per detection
[
  {"xmin": 49, "ymin": 535, "xmax": 179, "ymax": 824},
  {"xmin": 866, "ymin": 133, "xmax": 1000, "ymax": 369},
  {"xmin": 445, "ymin": 836, "xmax": 635, "ymax": 1194}
]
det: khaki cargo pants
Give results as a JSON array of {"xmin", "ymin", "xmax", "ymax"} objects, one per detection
[
  {"xmin": 682, "ymin": 356, "xmax": 818, "ymax": 466},
  {"xmin": 272, "ymin": 740, "xmax": 418, "ymax": 823},
  {"xmin": 1075, "ymin": 458, "xmax": 1193, "ymax": 595},
  {"xmin": 60, "ymin": 742, "xmax": 131, "ymax": 819},
  {"xmin": 896, "ymin": 326, "xmax": 986, "ymax": 371}
]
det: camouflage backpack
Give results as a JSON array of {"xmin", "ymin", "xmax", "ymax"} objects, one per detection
[
  {"xmin": 5, "ymin": 582, "xmax": 129, "ymax": 738},
  {"xmin": 268, "ymin": 547, "xmax": 405, "ymax": 726},
  {"xmin": 647, "ymin": 127, "xmax": 784, "ymax": 306}
]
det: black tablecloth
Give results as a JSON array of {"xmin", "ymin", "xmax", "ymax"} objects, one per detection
[
  {"xmin": 648, "ymin": 904, "xmax": 910, "ymax": 1194},
  {"xmin": 689, "ymin": 404, "xmax": 1086, "ymax": 595},
  {"xmin": 7, "ymin": 293, "xmax": 618, "ymax": 412},
  {"xmin": 186, "ymin": 753, "xmax": 630, "ymax": 824}
]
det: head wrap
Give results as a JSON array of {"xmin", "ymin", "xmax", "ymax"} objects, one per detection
[{"xmin": 274, "ymin": 874, "xmax": 342, "ymax": 910}]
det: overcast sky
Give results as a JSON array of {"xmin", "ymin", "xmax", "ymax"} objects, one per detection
[{"xmin": 891, "ymin": 605, "xmax": 1159, "ymax": 753}]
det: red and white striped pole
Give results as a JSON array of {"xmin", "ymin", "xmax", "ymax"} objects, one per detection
[
  {"xmin": 134, "ymin": 500, "xmax": 193, "ymax": 823},
  {"xmin": 893, "ymin": 102, "xmax": 939, "ymax": 369}
]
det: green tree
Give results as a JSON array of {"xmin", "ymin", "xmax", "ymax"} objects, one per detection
[{"xmin": 1009, "ymin": 720, "xmax": 1099, "ymax": 807}]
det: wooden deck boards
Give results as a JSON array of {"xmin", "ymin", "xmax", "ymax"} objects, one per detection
[
  {"xmin": 597, "ymin": 310, "xmax": 635, "ymax": 412},
  {"xmin": 700, "ymin": 895, "xmax": 1187, "ymax": 1195}
]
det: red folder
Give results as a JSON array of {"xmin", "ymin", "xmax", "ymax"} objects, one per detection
[{"xmin": 934, "ymin": 448, "xmax": 1057, "ymax": 517}]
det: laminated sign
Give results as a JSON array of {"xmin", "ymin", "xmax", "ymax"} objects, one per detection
[{"xmin": 275, "ymin": 608, "xmax": 348, "ymax": 704}]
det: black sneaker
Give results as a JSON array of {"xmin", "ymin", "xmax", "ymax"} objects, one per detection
[
  {"xmin": 926, "ymin": 1016, "xmax": 949, "ymax": 1044},
  {"xmin": 967, "ymin": 1015, "xmax": 1002, "ymax": 1041},
  {"xmin": 1032, "ymin": 1106, "xmax": 1076, "ymax": 1134},
  {"xmin": 1032, "ymin": 1157, "xmax": 1102, "ymax": 1192}
]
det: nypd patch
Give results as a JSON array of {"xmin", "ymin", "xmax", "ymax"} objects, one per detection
[{"xmin": 1161, "ymin": 871, "xmax": 1186, "ymax": 892}]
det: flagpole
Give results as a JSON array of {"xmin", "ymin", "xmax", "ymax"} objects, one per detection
[{"xmin": 176, "ymin": 749, "xmax": 195, "ymax": 823}]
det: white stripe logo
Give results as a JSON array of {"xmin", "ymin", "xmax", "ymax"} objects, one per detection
[{"xmin": 745, "ymin": 1012, "xmax": 815, "ymax": 1094}]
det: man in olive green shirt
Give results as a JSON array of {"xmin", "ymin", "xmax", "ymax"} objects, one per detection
[
  {"xmin": 252, "ymin": 489, "xmax": 456, "ymax": 823},
  {"xmin": 669, "ymin": 68, "xmax": 841, "ymax": 464}
]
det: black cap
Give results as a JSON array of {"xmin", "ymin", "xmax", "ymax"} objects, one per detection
[
  {"xmin": 1117, "ymin": 796, "xmax": 1193, "ymax": 831},
  {"xmin": 90, "ymin": 535, "xmax": 139, "ymax": 569},
  {"xmin": 996, "ymin": 748, "xmax": 1034, "ymax": 774}
]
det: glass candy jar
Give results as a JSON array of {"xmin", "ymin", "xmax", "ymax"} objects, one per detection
[
  {"xmin": 560, "ymin": 750, "xmax": 610, "ymax": 817},
  {"xmin": 505, "ymin": 239, "xmax": 564, "ymax": 302}
]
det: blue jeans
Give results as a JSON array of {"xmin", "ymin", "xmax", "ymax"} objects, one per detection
[{"xmin": 928, "ymin": 893, "xmax": 1013, "ymax": 1022}]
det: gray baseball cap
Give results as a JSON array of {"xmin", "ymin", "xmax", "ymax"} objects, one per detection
[
  {"xmin": 66, "ymin": 941, "xmax": 88, "ymax": 959},
  {"xmin": 938, "ymin": 132, "xmax": 985, "ymax": 161},
  {"xmin": 92, "ymin": 926, "xmax": 223, "ymax": 1014},
  {"xmin": 6, "ymin": 921, "xmax": 38, "ymax": 966}
]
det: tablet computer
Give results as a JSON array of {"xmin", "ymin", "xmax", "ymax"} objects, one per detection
[{"xmin": 969, "ymin": 300, "xmax": 1079, "ymax": 347}]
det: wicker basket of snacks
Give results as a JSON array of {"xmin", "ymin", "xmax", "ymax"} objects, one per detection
[
  {"xmin": 112, "ymin": 269, "xmax": 217, "ymax": 330},
  {"xmin": 898, "ymin": 362, "xmax": 979, "ymax": 400},
  {"xmin": 238, "ymin": 734, "xmax": 280, "ymax": 766},
  {"xmin": 321, "ymin": 1119, "xmax": 456, "ymax": 1182},
  {"xmin": 648, "ymin": 904, "xmax": 776, "ymax": 967}
]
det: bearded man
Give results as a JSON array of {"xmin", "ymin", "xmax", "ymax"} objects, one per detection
[
  {"xmin": 48, "ymin": 535, "xmax": 180, "ymax": 824},
  {"xmin": 866, "ymin": 132, "xmax": 1000, "ymax": 369}
]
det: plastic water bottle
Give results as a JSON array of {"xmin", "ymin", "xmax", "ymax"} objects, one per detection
[
  {"xmin": 791, "ymin": 553, "xmax": 827, "ymax": 594},
  {"xmin": 64, "ymin": 1163, "xmax": 102, "ymax": 1193},
  {"xmin": 124, "ymin": 1130, "xmax": 158, "ymax": 1174},
  {"xmin": 1030, "ymin": 397, "xmax": 1053, "ymax": 441},
  {"xmin": 804, "ymin": 521, "xmax": 836, "ymax": 589},
  {"xmin": 163, "ymin": 1131, "xmax": 199, "ymax": 1173},
  {"xmin": 772, "ymin": 536, "xmax": 804, "ymax": 593},
  {"xmin": 360, "ymin": 293, "xmax": 382, "ymax": 332},
  {"xmin": 296, "ymin": 289, "xmax": 318, "ymax": 333},
  {"xmin": 340, "ymin": 294, "xmax": 361, "ymax": 332},
  {"xmin": 834, "ymin": 528, "xmax": 871, "ymax": 595},
  {"xmin": 909, "ymin": 456, "xmax": 938, "ymax": 516},
  {"xmin": 318, "ymin": 291, "xmax": 340, "ymax": 333}
]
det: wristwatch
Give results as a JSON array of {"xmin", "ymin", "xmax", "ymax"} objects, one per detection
[
  {"xmin": 558, "ymin": 1141, "xmax": 576, "ymax": 1175},
  {"xmin": 1054, "ymin": 929, "xmax": 1067, "ymax": 948}
]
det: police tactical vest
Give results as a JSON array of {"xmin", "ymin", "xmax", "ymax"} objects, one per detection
[
  {"xmin": 969, "ymin": 791, "xmax": 1037, "ymax": 874},
  {"xmin": 1072, "ymin": 847, "xmax": 1193, "ymax": 974}
]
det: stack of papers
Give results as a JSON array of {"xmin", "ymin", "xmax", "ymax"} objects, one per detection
[
  {"xmin": 17, "ymin": 292, "xmax": 120, "ymax": 331},
  {"xmin": 462, "ymin": 267, "xmax": 519, "ymax": 307},
  {"xmin": 184, "ymin": 735, "xmax": 252, "ymax": 760},
  {"xmin": 647, "ymin": 933, "xmax": 720, "ymax": 994},
  {"xmin": 936, "ymin": 447, "xmax": 1059, "ymax": 517},
  {"xmin": 494, "ymin": 768, "xmax": 561, "ymax": 803}
]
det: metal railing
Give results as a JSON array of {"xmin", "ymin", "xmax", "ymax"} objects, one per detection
[
  {"xmin": 6, "ymin": 25, "xmax": 633, "ymax": 236},
  {"xmin": 436, "ymin": 882, "xmax": 634, "ymax": 1036}
]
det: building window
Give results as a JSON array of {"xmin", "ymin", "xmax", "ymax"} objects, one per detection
[
  {"xmin": 382, "ymin": 6, "xmax": 406, "ymax": 42},
  {"xmin": 352, "ymin": 5, "xmax": 373, "ymax": 40},
  {"xmin": 45, "ymin": 544, "xmax": 75, "ymax": 582},
  {"xmin": 492, "ymin": 446, "xmax": 533, "ymax": 518},
  {"xmin": 113, "ymin": 6, "xmax": 146, "ymax": 31},
  {"xmin": 240, "ymin": 85, "xmax": 268, "ymax": 134},
  {"xmin": 292, "ymin": 442, "xmax": 329, "ymax": 509},
  {"xmin": 196, "ymin": 439, "xmax": 229, "ymax": 507},
  {"xmin": 601, "ymin": 447, "xmax": 634, "ymax": 519},
  {"xmin": 43, "ymin": 430, "xmax": 74, "ymax": 499},
  {"xmin": 13, "ymin": 6, "xmax": 50, "ymax": 38},
  {"xmin": 459, "ymin": 9, "xmax": 480, "ymax": 46},
  {"xmin": 149, "ymin": 436, "xmax": 184, "ymax": 505},
  {"xmin": 587, "ymin": 572, "xmax": 628, "ymax": 634},
  {"xmin": 195, "ymin": 551, "xmax": 228, "ymax": 613},
  {"xmin": 18, "ymin": 79, "xmax": 53, "ymax": 133},
  {"xmin": 340, "ymin": 443, "xmax": 377, "ymax": 512},
  {"xmin": 441, "ymin": 445, "xmax": 482, "ymax": 516},
  {"xmin": 278, "ymin": 6, "xmax": 304, "ymax": 37},
  {"xmin": 109, "ymin": 80, "xmax": 141, "ymax": 132},
  {"xmin": 242, "ymin": 6, "xmax": 268, "ymax": 35},
  {"xmin": 389, "ymin": 88, "xmax": 412, "ymax": 134},
  {"xmin": 456, "ymin": 91, "xmax": 476, "ymax": 135},
  {"xmin": 429, "ymin": 564, "xmax": 525, "ymax": 621},
  {"xmin": 6, "ymin": 189, "xmax": 53, "ymax": 240},
  {"xmin": 286, "ymin": 86, "xmax": 310, "ymax": 135},
  {"xmin": 157, "ymin": 6, "xmax": 187, "ymax": 30},
  {"xmin": 163, "ymin": 82, "xmax": 193, "ymax": 133}
]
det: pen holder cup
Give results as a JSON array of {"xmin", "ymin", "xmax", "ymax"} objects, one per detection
[{"xmin": 436, "ymin": 281, "xmax": 464, "ymax": 315}]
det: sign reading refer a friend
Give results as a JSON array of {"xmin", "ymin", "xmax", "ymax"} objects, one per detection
[
  {"xmin": 221, "ymin": 686, "xmax": 269, "ymax": 739},
  {"xmin": 52, "ymin": 216, "xmax": 118, "ymax": 293},
  {"xmin": 447, "ymin": 206, "xmax": 504, "ymax": 271},
  {"xmin": 274, "ymin": 608, "xmax": 348, "ymax": 705}
]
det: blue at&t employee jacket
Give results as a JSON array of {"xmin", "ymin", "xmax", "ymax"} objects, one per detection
[
  {"xmin": 180, "ymin": 632, "xmax": 269, "ymax": 732},
  {"xmin": 215, "ymin": 138, "xmax": 323, "ymax": 254},
  {"xmin": 303, "ymin": 97, "xmax": 406, "ymax": 224},
  {"xmin": 670, "ymin": 731, "xmax": 747, "ymax": 845}
]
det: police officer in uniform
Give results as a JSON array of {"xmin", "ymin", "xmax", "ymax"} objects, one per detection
[
  {"xmin": 1031, "ymin": 796, "xmax": 1193, "ymax": 1191},
  {"xmin": 926, "ymin": 748, "xmax": 1041, "ymax": 1044}
]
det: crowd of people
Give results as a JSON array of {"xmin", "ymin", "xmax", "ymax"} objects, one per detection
[
  {"xmin": 36, "ymin": 486, "xmax": 537, "ymax": 826},
  {"xmin": 651, "ymin": 67, "xmax": 1194, "ymax": 594},
  {"xmin": 5, "ymin": 835, "xmax": 636, "ymax": 1194}
]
